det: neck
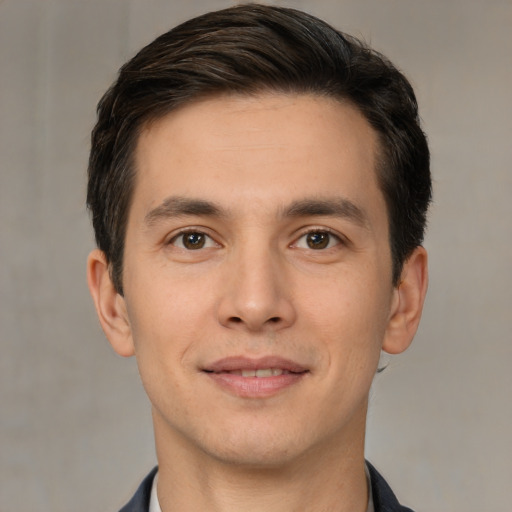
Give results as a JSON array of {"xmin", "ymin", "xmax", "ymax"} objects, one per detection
[{"xmin": 152, "ymin": 409, "xmax": 369, "ymax": 512}]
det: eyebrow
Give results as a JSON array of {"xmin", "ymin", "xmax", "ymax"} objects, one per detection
[
  {"xmin": 144, "ymin": 195, "xmax": 369, "ymax": 229},
  {"xmin": 144, "ymin": 196, "xmax": 225, "ymax": 226},
  {"xmin": 283, "ymin": 198, "xmax": 370, "ymax": 228}
]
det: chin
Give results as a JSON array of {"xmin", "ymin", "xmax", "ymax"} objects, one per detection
[
  {"xmin": 205, "ymin": 438, "xmax": 304, "ymax": 469},
  {"xmin": 195, "ymin": 418, "xmax": 326, "ymax": 470}
]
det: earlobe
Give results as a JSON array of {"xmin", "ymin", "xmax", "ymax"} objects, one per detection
[
  {"xmin": 87, "ymin": 249, "xmax": 135, "ymax": 357},
  {"xmin": 382, "ymin": 246, "xmax": 428, "ymax": 355}
]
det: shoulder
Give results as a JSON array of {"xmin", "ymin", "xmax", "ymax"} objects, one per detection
[
  {"xmin": 118, "ymin": 467, "xmax": 158, "ymax": 512},
  {"xmin": 366, "ymin": 461, "xmax": 415, "ymax": 512}
]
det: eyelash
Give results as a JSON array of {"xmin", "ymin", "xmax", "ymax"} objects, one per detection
[
  {"xmin": 292, "ymin": 228, "xmax": 344, "ymax": 250},
  {"xmin": 168, "ymin": 229, "xmax": 218, "ymax": 250},
  {"xmin": 167, "ymin": 227, "xmax": 346, "ymax": 251}
]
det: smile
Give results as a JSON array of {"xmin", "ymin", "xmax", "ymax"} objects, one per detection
[{"xmin": 202, "ymin": 357, "xmax": 309, "ymax": 398}]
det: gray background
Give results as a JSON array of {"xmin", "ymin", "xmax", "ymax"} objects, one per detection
[{"xmin": 1, "ymin": 0, "xmax": 511, "ymax": 511}]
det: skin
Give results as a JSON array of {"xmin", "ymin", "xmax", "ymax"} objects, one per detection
[{"xmin": 88, "ymin": 93, "xmax": 428, "ymax": 512}]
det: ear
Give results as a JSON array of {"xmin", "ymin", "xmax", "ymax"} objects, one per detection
[
  {"xmin": 87, "ymin": 249, "xmax": 135, "ymax": 357},
  {"xmin": 382, "ymin": 246, "xmax": 428, "ymax": 355}
]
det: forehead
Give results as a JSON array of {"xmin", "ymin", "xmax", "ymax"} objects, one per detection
[{"xmin": 132, "ymin": 92, "xmax": 383, "ymax": 219}]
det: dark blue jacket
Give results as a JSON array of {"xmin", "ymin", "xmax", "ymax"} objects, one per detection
[{"xmin": 119, "ymin": 462, "xmax": 414, "ymax": 512}]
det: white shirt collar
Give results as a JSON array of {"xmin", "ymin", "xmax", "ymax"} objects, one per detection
[{"xmin": 149, "ymin": 471, "xmax": 161, "ymax": 512}]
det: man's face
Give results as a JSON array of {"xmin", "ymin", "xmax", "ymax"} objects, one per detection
[{"xmin": 112, "ymin": 93, "xmax": 406, "ymax": 466}]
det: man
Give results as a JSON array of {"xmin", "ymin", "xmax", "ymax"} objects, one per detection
[{"xmin": 86, "ymin": 4, "xmax": 430, "ymax": 511}]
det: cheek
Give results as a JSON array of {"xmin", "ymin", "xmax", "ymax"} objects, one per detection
[
  {"xmin": 124, "ymin": 287, "xmax": 205, "ymax": 415},
  {"xmin": 299, "ymin": 270, "xmax": 392, "ymax": 360},
  {"xmin": 124, "ymin": 272, "xmax": 213, "ymax": 367}
]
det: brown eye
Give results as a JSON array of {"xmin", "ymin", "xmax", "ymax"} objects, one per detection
[
  {"xmin": 171, "ymin": 231, "xmax": 216, "ymax": 250},
  {"xmin": 182, "ymin": 232, "xmax": 205, "ymax": 249},
  {"xmin": 306, "ymin": 232, "xmax": 330, "ymax": 249},
  {"xmin": 294, "ymin": 230, "xmax": 341, "ymax": 250}
]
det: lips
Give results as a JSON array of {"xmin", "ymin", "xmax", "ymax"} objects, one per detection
[{"xmin": 202, "ymin": 356, "xmax": 308, "ymax": 398}]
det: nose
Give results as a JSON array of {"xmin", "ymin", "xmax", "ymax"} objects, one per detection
[{"xmin": 216, "ymin": 245, "xmax": 296, "ymax": 332}]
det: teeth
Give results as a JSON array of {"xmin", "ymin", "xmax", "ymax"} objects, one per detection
[
  {"xmin": 256, "ymin": 368, "xmax": 272, "ymax": 377},
  {"xmin": 236, "ymin": 368, "xmax": 284, "ymax": 377}
]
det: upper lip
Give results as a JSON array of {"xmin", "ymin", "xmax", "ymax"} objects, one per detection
[{"xmin": 203, "ymin": 356, "xmax": 308, "ymax": 374}]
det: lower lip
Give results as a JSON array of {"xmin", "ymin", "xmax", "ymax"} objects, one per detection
[{"xmin": 205, "ymin": 372, "xmax": 306, "ymax": 398}]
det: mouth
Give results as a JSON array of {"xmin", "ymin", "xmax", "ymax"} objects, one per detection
[
  {"xmin": 215, "ymin": 368, "xmax": 293, "ymax": 377},
  {"xmin": 202, "ymin": 356, "xmax": 309, "ymax": 398}
]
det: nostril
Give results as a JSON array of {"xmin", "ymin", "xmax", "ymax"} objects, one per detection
[{"xmin": 227, "ymin": 316, "xmax": 281, "ymax": 326}]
